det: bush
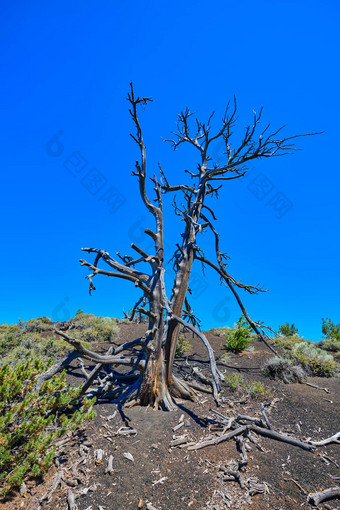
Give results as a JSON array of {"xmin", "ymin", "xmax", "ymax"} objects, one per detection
[
  {"xmin": 246, "ymin": 381, "xmax": 270, "ymax": 399},
  {"xmin": 0, "ymin": 323, "xmax": 22, "ymax": 355},
  {"xmin": 23, "ymin": 317, "xmax": 54, "ymax": 334},
  {"xmin": 272, "ymin": 333, "xmax": 303, "ymax": 351},
  {"xmin": 224, "ymin": 372, "xmax": 270, "ymax": 399},
  {"xmin": 278, "ymin": 323, "xmax": 298, "ymax": 337},
  {"xmin": 0, "ymin": 330, "xmax": 69, "ymax": 366},
  {"xmin": 263, "ymin": 357, "xmax": 306, "ymax": 384},
  {"xmin": 0, "ymin": 314, "xmax": 120, "ymax": 367},
  {"xmin": 225, "ymin": 315, "xmax": 253, "ymax": 352},
  {"xmin": 67, "ymin": 313, "xmax": 120, "ymax": 343},
  {"xmin": 291, "ymin": 342, "xmax": 338, "ymax": 377},
  {"xmin": 175, "ymin": 334, "xmax": 191, "ymax": 357},
  {"xmin": 317, "ymin": 338, "xmax": 340, "ymax": 354},
  {"xmin": 224, "ymin": 373, "xmax": 244, "ymax": 391},
  {"xmin": 0, "ymin": 359, "xmax": 96, "ymax": 495}
]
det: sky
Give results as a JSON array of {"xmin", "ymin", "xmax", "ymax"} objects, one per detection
[{"xmin": 0, "ymin": 0, "xmax": 339, "ymax": 341}]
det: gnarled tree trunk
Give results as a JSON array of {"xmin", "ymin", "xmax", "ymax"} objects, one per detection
[{"xmin": 49, "ymin": 84, "xmax": 316, "ymax": 410}]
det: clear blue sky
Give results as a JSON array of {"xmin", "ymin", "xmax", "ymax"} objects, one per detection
[{"xmin": 1, "ymin": 0, "xmax": 339, "ymax": 340}]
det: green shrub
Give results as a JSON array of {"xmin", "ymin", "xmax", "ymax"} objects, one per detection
[
  {"xmin": 224, "ymin": 373, "xmax": 244, "ymax": 391},
  {"xmin": 67, "ymin": 313, "xmax": 120, "ymax": 343},
  {"xmin": 1, "ymin": 331, "xmax": 69, "ymax": 366},
  {"xmin": 224, "ymin": 372, "xmax": 270, "ymax": 399},
  {"xmin": 278, "ymin": 323, "xmax": 298, "ymax": 337},
  {"xmin": 23, "ymin": 317, "xmax": 54, "ymax": 334},
  {"xmin": 225, "ymin": 315, "xmax": 253, "ymax": 352},
  {"xmin": 175, "ymin": 334, "xmax": 191, "ymax": 357},
  {"xmin": 246, "ymin": 381, "xmax": 270, "ymax": 399},
  {"xmin": 272, "ymin": 334, "xmax": 303, "ymax": 351},
  {"xmin": 291, "ymin": 342, "xmax": 338, "ymax": 377},
  {"xmin": 0, "ymin": 359, "xmax": 96, "ymax": 495},
  {"xmin": 0, "ymin": 314, "xmax": 120, "ymax": 367},
  {"xmin": 317, "ymin": 338, "xmax": 340, "ymax": 354},
  {"xmin": 0, "ymin": 324, "xmax": 22, "ymax": 355}
]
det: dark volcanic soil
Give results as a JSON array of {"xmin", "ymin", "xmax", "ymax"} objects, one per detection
[{"xmin": 2, "ymin": 323, "xmax": 339, "ymax": 510}]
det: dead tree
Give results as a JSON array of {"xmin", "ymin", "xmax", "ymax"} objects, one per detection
[{"xmin": 54, "ymin": 84, "xmax": 317, "ymax": 410}]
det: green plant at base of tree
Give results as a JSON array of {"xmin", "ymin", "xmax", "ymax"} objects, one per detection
[
  {"xmin": 225, "ymin": 315, "xmax": 253, "ymax": 353},
  {"xmin": 0, "ymin": 358, "xmax": 96, "ymax": 495}
]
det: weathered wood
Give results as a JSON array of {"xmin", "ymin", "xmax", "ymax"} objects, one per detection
[
  {"xmin": 188, "ymin": 426, "xmax": 247, "ymax": 450},
  {"xmin": 67, "ymin": 489, "xmax": 77, "ymax": 510},
  {"xmin": 260, "ymin": 403, "xmax": 271, "ymax": 429},
  {"xmin": 40, "ymin": 470, "xmax": 63, "ymax": 504},
  {"xmin": 248, "ymin": 425, "xmax": 315, "ymax": 451},
  {"xmin": 309, "ymin": 432, "xmax": 340, "ymax": 446},
  {"xmin": 307, "ymin": 486, "xmax": 340, "ymax": 505},
  {"xmin": 33, "ymin": 350, "xmax": 80, "ymax": 391},
  {"xmin": 305, "ymin": 381, "xmax": 329, "ymax": 393},
  {"xmin": 105, "ymin": 455, "xmax": 114, "ymax": 475},
  {"xmin": 50, "ymin": 84, "xmax": 317, "ymax": 410},
  {"xmin": 95, "ymin": 449, "xmax": 103, "ymax": 466}
]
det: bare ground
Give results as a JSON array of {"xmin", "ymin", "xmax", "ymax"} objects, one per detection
[{"xmin": 2, "ymin": 323, "xmax": 339, "ymax": 510}]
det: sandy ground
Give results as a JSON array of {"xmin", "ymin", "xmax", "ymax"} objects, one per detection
[{"xmin": 2, "ymin": 323, "xmax": 339, "ymax": 510}]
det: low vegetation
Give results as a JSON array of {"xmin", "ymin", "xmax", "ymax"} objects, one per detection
[
  {"xmin": 272, "ymin": 332, "xmax": 339, "ymax": 377},
  {"xmin": 0, "ymin": 318, "xmax": 68, "ymax": 365},
  {"xmin": 290, "ymin": 341, "xmax": 338, "ymax": 377},
  {"xmin": 0, "ymin": 358, "xmax": 95, "ymax": 495},
  {"xmin": 224, "ymin": 372, "xmax": 270, "ymax": 399},
  {"xmin": 263, "ymin": 357, "xmax": 306, "ymax": 383},
  {"xmin": 67, "ymin": 310, "xmax": 120, "ymax": 344},
  {"xmin": 0, "ymin": 312, "xmax": 120, "ymax": 366}
]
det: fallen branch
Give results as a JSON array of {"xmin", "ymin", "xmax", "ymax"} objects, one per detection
[
  {"xmin": 307, "ymin": 486, "xmax": 340, "ymax": 506},
  {"xmin": 188, "ymin": 426, "xmax": 247, "ymax": 450},
  {"xmin": 248, "ymin": 425, "xmax": 314, "ymax": 451},
  {"xmin": 309, "ymin": 432, "xmax": 340, "ymax": 446},
  {"xmin": 55, "ymin": 330, "xmax": 145, "ymax": 369},
  {"xmin": 305, "ymin": 381, "xmax": 330, "ymax": 394},
  {"xmin": 33, "ymin": 351, "xmax": 81, "ymax": 391},
  {"xmin": 284, "ymin": 477, "xmax": 307, "ymax": 495}
]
